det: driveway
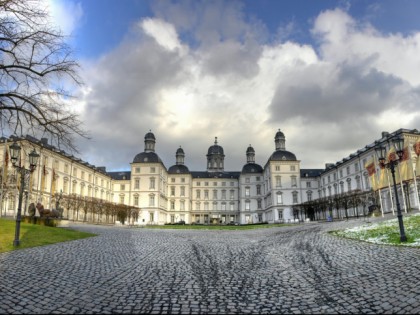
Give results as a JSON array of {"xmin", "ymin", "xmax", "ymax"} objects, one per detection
[{"xmin": 0, "ymin": 217, "xmax": 419, "ymax": 314}]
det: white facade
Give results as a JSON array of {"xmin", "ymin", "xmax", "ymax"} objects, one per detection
[{"xmin": 1, "ymin": 128, "xmax": 419, "ymax": 224}]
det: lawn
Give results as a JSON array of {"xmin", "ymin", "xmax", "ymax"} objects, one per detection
[
  {"xmin": 330, "ymin": 213, "xmax": 420, "ymax": 246},
  {"xmin": 144, "ymin": 223, "xmax": 294, "ymax": 230},
  {"xmin": 0, "ymin": 218, "xmax": 96, "ymax": 253}
]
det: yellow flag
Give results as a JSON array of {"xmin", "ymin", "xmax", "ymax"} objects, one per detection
[
  {"xmin": 399, "ymin": 145, "xmax": 413, "ymax": 182},
  {"xmin": 364, "ymin": 157, "xmax": 378, "ymax": 190},
  {"xmin": 387, "ymin": 147, "xmax": 401, "ymax": 184},
  {"xmin": 51, "ymin": 169, "xmax": 56, "ymax": 195},
  {"xmin": 414, "ymin": 140, "xmax": 420, "ymax": 176},
  {"xmin": 377, "ymin": 162, "xmax": 389, "ymax": 190}
]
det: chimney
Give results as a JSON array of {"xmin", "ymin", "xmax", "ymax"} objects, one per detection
[
  {"xmin": 41, "ymin": 138, "xmax": 48, "ymax": 145},
  {"xmin": 381, "ymin": 131, "xmax": 389, "ymax": 138}
]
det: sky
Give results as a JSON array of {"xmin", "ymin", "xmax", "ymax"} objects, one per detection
[{"xmin": 46, "ymin": 0, "xmax": 420, "ymax": 172}]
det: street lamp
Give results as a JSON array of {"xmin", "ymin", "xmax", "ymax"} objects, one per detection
[
  {"xmin": 375, "ymin": 136, "xmax": 407, "ymax": 242},
  {"xmin": 9, "ymin": 141, "xmax": 39, "ymax": 247}
]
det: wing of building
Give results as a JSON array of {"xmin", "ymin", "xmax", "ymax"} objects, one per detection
[{"xmin": 0, "ymin": 128, "xmax": 419, "ymax": 225}]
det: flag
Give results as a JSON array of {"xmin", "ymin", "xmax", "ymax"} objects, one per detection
[
  {"xmin": 2, "ymin": 144, "xmax": 9, "ymax": 188},
  {"xmin": 414, "ymin": 140, "xmax": 420, "ymax": 176},
  {"xmin": 377, "ymin": 162, "xmax": 389, "ymax": 190},
  {"xmin": 41, "ymin": 164, "xmax": 47, "ymax": 192},
  {"xmin": 51, "ymin": 169, "xmax": 57, "ymax": 195},
  {"xmin": 364, "ymin": 157, "xmax": 378, "ymax": 190},
  {"xmin": 387, "ymin": 147, "xmax": 401, "ymax": 184},
  {"xmin": 399, "ymin": 144, "xmax": 413, "ymax": 182}
]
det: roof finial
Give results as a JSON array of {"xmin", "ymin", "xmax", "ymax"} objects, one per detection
[{"xmin": 215, "ymin": 137, "xmax": 218, "ymax": 145}]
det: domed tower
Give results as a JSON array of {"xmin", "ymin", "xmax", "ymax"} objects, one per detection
[
  {"xmin": 133, "ymin": 130, "xmax": 162, "ymax": 163},
  {"xmin": 275, "ymin": 129, "xmax": 286, "ymax": 150},
  {"xmin": 144, "ymin": 130, "xmax": 156, "ymax": 153},
  {"xmin": 246, "ymin": 145, "xmax": 255, "ymax": 163},
  {"xmin": 168, "ymin": 146, "xmax": 190, "ymax": 174},
  {"xmin": 207, "ymin": 137, "xmax": 225, "ymax": 172},
  {"xmin": 269, "ymin": 129, "xmax": 297, "ymax": 161},
  {"xmin": 242, "ymin": 145, "xmax": 263, "ymax": 173},
  {"xmin": 176, "ymin": 146, "xmax": 185, "ymax": 165}
]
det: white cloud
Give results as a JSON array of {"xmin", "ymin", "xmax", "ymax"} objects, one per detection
[
  {"xmin": 46, "ymin": 0, "xmax": 83, "ymax": 35},
  {"xmin": 74, "ymin": 4, "xmax": 420, "ymax": 171}
]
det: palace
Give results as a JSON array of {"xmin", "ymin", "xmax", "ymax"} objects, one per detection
[{"xmin": 0, "ymin": 128, "xmax": 419, "ymax": 224}]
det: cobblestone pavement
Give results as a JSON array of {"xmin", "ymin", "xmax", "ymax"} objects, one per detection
[{"xmin": 0, "ymin": 215, "xmax": 419, "ymax": 314}]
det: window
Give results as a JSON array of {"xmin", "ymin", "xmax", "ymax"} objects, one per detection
[
  {"xmin": 212, "ymin": 202, "xmax": 217, "ymax": 210},
  {"xmin": 340, "ymin": 169, "xmax": 343, "ymax": 178},
  {"xmin": 204, "ymin": 190, "xmax": 209, "ymax": 199},
  {"xmin": 196, "ymin": 202, "xmax": 200, "ymax": 210},
  {"xmin": 171, "ymin": 215, "xmax": 175, "ymax": 223},
  {"xmin": 245, "ymin": 177, "xmax": 250, "ymax": 183},
  {"xmin": 213, "ymin": 182, "xmax": 217, "ymax": 186},
  {"xmin": 134, "ymin": 196, "xmax": 139, "ymax": 206},
  {"xmin": 276, "ymin": 176, "xmax": 281, "ymax": 187},
  {"xmin": 135, "ymin": 167, "xmax": 140, "ymax": 173},
  {"xmin": 181, "ymin": 178, "xmax": 185, "ymax": 183},
  {"xmin": 170, "ymin": 201, "xmax": 175, "ymax": 210},
  {"xmin": 171, "ymin": 186, "xmax": 175, "ymax": 196},
  {"xmin": 230, "ymin": 202, "xmax": 235, "ymax": 211},
  {"xmin": 81, "ymin": 171, "xmax": 85, "ymax": 180},
  {"xmin": 290, "ymin": 165, "xmax": 295, "ymax": 171},
  {"xmin": 204, "ymin": 202, "xmax": 209, "ymax": 211},
  {"xmin": 120, "ymin": 184, "xmax": 125, "ymax": 191},
  {"xmin": 180, "ymin": 186, "xmax": 185, "ymax": 196},
  {"xmin": 180, "ymin": 200, "xmax": 185, "ymax": 210},
  {"xmin": 291, "ymin": 176, "xmax": 297, "ymax": 187},
  {"xmin": 222, "ymin": 182, "xmax": 226, "ymax": 186},
  {"xmin": 54, "ymin": 160, "xmax": 59, "ymax": 170},
  {"xmin": 221, "ymin": 202, "xmax": 226, "ymax": 211},
  {"xmin": 150, "ymin": 167, "xmax": 156, "ymax": 173},
  {"xmin": 355, "ymin": 163, "xmax": 359, "ymax": 172},
  {"xmin": 171, "ymin": 178, "xmax": 175, "ymax": 183},
  {"xmin": 150, "ymin": 178, "xmax": 155, "ymax": 189},
  {"xmin": 277, "ymin": 192, "xmax": 283, "ymax": 204},
  {"xmin": 328, "ymin": 175, "xmax": 330, "ymax": 183},
  {"xmin": 213, "ymin": 190, "xmax": 217, "ymax": 199},
  {"xmin": 230, "ymin": 182, "xmax": 234, "ymax": 187},
  {"xmin": 256, "ymin": 185, "xmax": 261, "ymax": 195},
  {"xmin": 196, "ymin": 190, "xmax": 201, "ymax": 199},
  {"xmin": 346, "ymin": 166, "xmax": 350, "ymax": 175},
  {"xmin": 230, "ymin": 190, "xmax": 234, "ymax": 199},
  {"xmin": 197, "ymin": 182, "xmax": 201, "ymax": 186},
  {"xmin": 120, "ymin": 195, "xmax": 125, "ymax": 204},
  {"xmin": 333, "ymin": 173, "xmax": 337, "ymax": 181},
  {"xmin": 347, "ymin": 178, "xmax": 351, "ymax": 191},
  {"xmin": 307, "ymin": 191, "xmax": 312, "ymax": 201},
  {"xmin": 221, "ymin": 190, "xmax": 226, "ymax": 199},
  {"xmin": 257, "ymin": 199, "xmax": 262, "ymax": 209},
  {"xmin": 65, "ymin": 164, "xmax": 69, "ymax": 174},
  {"xmin": 245, "ymin": 187, "xmax": 250, "ymax": 197},
  {"xmin": 73, "ymin": 167, "xmax": 77, "ymax": 177},
  {"xmin": 63, "ymin": 179, "xmax": 68, "ymax": 194},
  {"xmin": 88, "ymin": 174, "xmax": 92, "ymax": 182},
  {"xmin": 149, "ymin": 195, "xmax": 155, "ymax": 206},
  {"xmin": 306, "ymin": 181, "xmax": 311, "ymax": 188},
  {"xmin": 149, "ymin": 212, "xmax": 154, "ymax": 222},
  {"xmin": 245, "ymin": 200, "xmax": 250, "ymax": 210},
  {"xmin": 256, "ymin": 176, "xmax": 260, "ymax": 181},
  {"xmin": 278, "ymin": 209, "xmax": 283, "ymax": 220},
  {"xmin": 275, "ymin": 166, "xmax": 280, "ymax": 171},
  {"xmin": 356, "ymin": 176, "xmax": 361, "ymax": 190},
  {"xmin": 135, "ymin": 179, "xmax": 140, "ymax": 189},
  {"xmin": 205, "ymin": 182, "xmax": 209, "ymax": 186},
  {"xmin": 292, "ymin": 192, "xmax": 298, "ymax": 204}
]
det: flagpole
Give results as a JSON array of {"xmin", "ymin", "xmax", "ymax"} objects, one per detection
[
  {"xmin": 378, "ymin": 188, "xmax": 384, "ymax": 217},
  {"xmin": 386, "ymin": 169, "xmax": 395, "ymax": 215},
  {"xmin": 0, "ymin": 139, "xmax": 7, "ymax": 218},
  {"xmin": 397, "ymin": 162, "xmax": 408, "ymax": 213}
]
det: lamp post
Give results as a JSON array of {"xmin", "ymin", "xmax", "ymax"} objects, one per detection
[
  {"xmin": 375, "ymin": 136, "xmax": 407, "ymax": 242},
  {"xmin": 9, "ymin": 141, "xmax": 39, "ymax": 247}
]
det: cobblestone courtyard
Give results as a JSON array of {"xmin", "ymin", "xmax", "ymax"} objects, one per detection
[{"xmin": 0, "ymin": 217, "xmax": 419, "ymax": 314}]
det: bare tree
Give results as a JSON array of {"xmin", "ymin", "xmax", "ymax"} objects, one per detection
[{"xmin": 0, "ymin": 0, "xmax": 88, "ymax": 151}]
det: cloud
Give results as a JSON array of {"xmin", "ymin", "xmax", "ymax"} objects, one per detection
[
  {"xmin": 47, "ymin": 0, "xmax": 83, "ymax": 35},
  {"xmin": 74, "ymin": 4, "xmax": 420, "ymax": 172}
]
